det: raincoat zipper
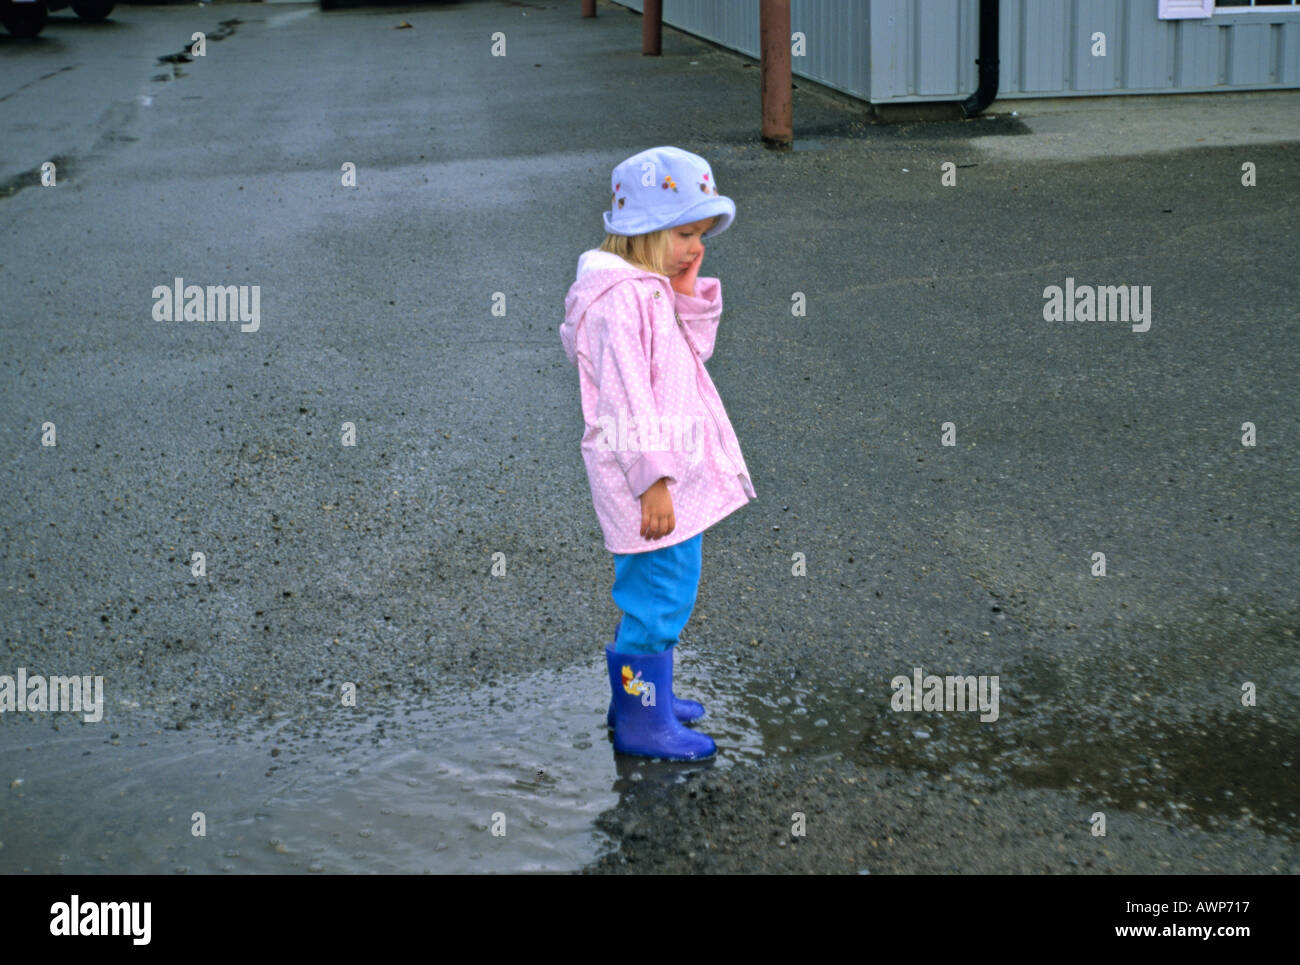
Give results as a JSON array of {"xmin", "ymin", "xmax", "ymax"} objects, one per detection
[{"xmin": 675, "ymin": 309, "xmax": 740, "ymax": 473}]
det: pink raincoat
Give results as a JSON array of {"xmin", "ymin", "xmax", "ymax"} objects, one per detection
[{"xmin": 561, "ymin": 249, "xmax": 756, "ymax": 554}]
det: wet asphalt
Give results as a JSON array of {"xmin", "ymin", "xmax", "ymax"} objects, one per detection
[{"xmin": 0, "ymin": 1, "xmax": 1296, "ymax": 874}]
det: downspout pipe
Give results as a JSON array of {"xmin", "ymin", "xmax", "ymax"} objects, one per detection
[{"xmin": 960, "ymin": 0, "xmax": 999, "ymax": 117}]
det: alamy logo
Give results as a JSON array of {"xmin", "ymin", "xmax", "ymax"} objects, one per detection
[
  {"xmin": 1042, "ymin": 277, "xmax": 1150, "ymax": 332},
  {"xmin": 50, "ymin": 895, "xmax": 150, "ymax": 945},
  {"xmin": 0, "ymin": 668, "xmax": 104, "ymax": 723},
  {"xmin": 152, "ymin": 276, "xmax": 260, "ymax": 332},
  {"xmin": 890, "ymin": 666, "xmax": 999, "ymax": 722},
  {"xmin": 594, "ymin": 406, "xmax": 705, "ymax": 455}
]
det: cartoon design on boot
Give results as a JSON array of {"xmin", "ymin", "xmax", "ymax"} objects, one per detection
[{"xmin": 621, "ymin": 665, "xmax": 647, "ymax": 696}]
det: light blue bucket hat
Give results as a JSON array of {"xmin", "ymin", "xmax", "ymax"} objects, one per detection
[{"xmin": 603, "ymin": 146, "xmax": 735, "ymax": 240}]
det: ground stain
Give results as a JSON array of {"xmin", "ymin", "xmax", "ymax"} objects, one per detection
[{"xmin": 704, "ymin": 609, "xmax": 1299, "ymax": 843}]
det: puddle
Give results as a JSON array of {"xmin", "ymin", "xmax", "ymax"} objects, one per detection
[
  {"xmin": 712, "ymin": 649, "xmax": 1299, "ymax": 842},
  {"xmin": 3, "ymin": 628, "xmax": 1294, "ymax": 873},
  {"xmin": 0, "ymin": 654, "xmax": 763, "ymax": 874}
]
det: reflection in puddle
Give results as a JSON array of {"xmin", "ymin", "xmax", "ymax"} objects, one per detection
[{"xmin": 0, "ymin": 653, "xmax": 764, "ymax": 874}]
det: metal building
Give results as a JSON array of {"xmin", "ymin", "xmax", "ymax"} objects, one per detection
[{"xmin": 612, "ymin": 0, "xmax": 1300, "ymax": 104}]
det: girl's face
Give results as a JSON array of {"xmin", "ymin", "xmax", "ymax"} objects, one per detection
[{"xmin": 668, "ymin": 218, "xmax": 718, "ymax": 276}]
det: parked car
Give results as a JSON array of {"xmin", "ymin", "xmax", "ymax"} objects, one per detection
[{"xmin": 1, "ymin": 0, "xmax": 114, "ymax": 37}]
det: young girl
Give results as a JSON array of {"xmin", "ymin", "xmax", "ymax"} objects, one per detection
[{"xmin": 560, "ymin": 146, "xmax": 756, "ymax": 761}]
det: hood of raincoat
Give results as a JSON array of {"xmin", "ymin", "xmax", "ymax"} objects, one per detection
[{"xmin": 560, "ymin": 249, "xmax": 668, "ymax": 366}]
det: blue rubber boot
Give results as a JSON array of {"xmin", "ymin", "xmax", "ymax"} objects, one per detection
[
  {"xmin": 604, "ymin": 617, "xmax": 704, "ymax": 727},
  {"xmin": 606, "ymin": 693, "xmax": 704, "ymax": 729},
  {"xmin": 606, "ymin": 645, "xmax": 716, "ymax": 761},
  {"xmin": 605, "ymin": 686, "xmax": 702, "ymax": 733}
]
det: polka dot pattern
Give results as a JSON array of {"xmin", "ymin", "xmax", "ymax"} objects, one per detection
[{"xmin": 561, "ymin": 250, "xmax": 755, "ymax": 553}]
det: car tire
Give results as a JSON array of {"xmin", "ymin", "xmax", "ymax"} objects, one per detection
[
  {"xmin": 1, "ymin": 1, "xmax": 49, "ymax": 37},
  {"xmin": 71, "ymin": 0, "xmax": 113, "ymax": 21}
]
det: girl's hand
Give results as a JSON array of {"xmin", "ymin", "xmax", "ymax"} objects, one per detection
[
  {"xmin": 639, "ymin": 477, "xmax": 676, "ymax": 540},
  {"xmin": 670, "ymin": 247, "xmax": 703, "ymax": 297}
]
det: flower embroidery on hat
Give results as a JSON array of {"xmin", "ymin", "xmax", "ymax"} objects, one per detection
[{"xmin": 661, "ymin": 175, "xmax": 678, "ymax": 192}]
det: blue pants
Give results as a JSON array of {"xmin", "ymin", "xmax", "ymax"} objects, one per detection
[{"xmin": 610, "ymin": 532, "xmax": 703, "ymax": 654}]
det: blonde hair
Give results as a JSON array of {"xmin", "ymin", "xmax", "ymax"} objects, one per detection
[{"xmin": 598, "ymin": 217, "xmax": 719, "ymax": 278}]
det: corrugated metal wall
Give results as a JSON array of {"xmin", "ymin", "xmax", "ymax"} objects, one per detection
[{"xmin": 611, "ymin": 0, "xmax": 1300, "ymax": 103}]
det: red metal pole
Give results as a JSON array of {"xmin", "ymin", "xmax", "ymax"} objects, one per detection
[
  {"xmin": 581, "ymin": 0, "xmax": 595, "ymax": 18},
  {"xmin": 760, "ymin": 0, "xmax": 793, "ymax": 148},
  {"xmin": 642, "ymin": 0, "xmax": 662, "ymax": 55}
]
